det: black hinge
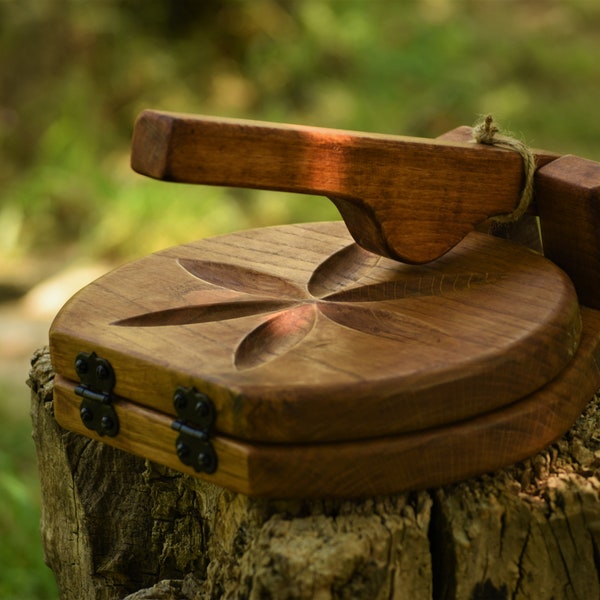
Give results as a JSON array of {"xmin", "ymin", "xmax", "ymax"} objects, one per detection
[
  {"xmin": 74, "ymin": 352, "xmax": 119, "ymax": 437},
  {"xmin": 171, "ymin": 386, "xmax": 217, "ymax": 474}
]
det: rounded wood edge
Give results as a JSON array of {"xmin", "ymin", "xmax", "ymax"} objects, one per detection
[{"xmin": 242, "ymin": 307, "xmax": 600, "ymax": 498}]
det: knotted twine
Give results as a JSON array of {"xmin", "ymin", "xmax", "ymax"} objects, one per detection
[{"xmin": 472, "ymin": 115, "xmax": 536, "ymax": 223}]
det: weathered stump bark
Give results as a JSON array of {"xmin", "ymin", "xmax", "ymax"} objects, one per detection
[{"xmin": 29, "ymin": 347, "xmax": 600, "ymax": 599}]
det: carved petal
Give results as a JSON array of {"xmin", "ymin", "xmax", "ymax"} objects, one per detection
[
  {"xmin": 318, "ymin": 302, "xmax": 446, "ymax": 344},
  {"xmin": 323, "ymin": 272, "xmax": 504, "ymax": 302},
  {"xmin": 179, "ymin": 259, "xmax": 304, "ymax": 298},
  {"xmin": 307, "ymin": 244, "xmax": 380, "ymax": 298},
  {"xmin": 235, "ymin": 304, "xmax": 317, "ymax": 370},
  {"xmin": 112, "ymin": 300, "xmax": 296, "ymax": 327}
]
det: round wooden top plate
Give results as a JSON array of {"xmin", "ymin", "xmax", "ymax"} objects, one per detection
[{"xmin": 50, "ymin": 222, "xmax": 581, "ymax": 443}]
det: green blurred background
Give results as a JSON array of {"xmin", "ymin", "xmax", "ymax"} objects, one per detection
[{"xmin": 1, "ymin": 1, "xmax": 599, "ymax": 597}]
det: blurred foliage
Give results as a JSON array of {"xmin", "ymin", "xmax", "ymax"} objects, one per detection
[
  {"xmin": 1, "ymin": 0, "xmax": 600, "ymax": 264},
  {"xmin": 0, "ymin": 388, "xmax": 57, "ymax": 599},
  {"xmin": 1, "ymin": 3, "xmax": 600, "ymax": 597}
]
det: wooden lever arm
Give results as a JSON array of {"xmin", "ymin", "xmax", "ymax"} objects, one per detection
[{"xmin": 131, "ymin": 110, "xmax": 552, "ymax": 263}]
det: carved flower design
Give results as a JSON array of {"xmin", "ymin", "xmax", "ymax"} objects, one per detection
[{"xmin": 115, "ymin": 243, "xmax": 500, "ymax": 371}]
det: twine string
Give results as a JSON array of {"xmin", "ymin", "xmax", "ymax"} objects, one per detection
[{"xmin": 472, "ymin": 115, "xmax": 536, "ymax": 223}]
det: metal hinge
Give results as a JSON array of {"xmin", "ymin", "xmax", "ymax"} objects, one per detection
[
  {"xmin": 74, "ymin": 351, "xmax": 119, "ymax": 437},
  {"xmin": 172, "ymin": 386, "xmax": 217, "ymax": 474}
]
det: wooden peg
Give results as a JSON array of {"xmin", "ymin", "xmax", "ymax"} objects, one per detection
[
  {"xmin": 132, "ymin": 110, "xmax": 534, "ymax": 264},
  {"xmin": 536, "ymin": 155, "xmax": 600, "ymax": 309}
]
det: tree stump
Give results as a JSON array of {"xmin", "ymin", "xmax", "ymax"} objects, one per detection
[{"xmin": 29, "ymin": 346, "xmax": 600, "ymax": 599}]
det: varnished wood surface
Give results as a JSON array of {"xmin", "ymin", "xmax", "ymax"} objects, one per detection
[
  {"xmin": 52, "ymin": 307, "xmax": 600, "ymax": 499},
  {"xmin": 50, "ymin": 222, "xmax": 580, "ymax": 443},
  {"xmin": 132, "ymin": 110, "xmax": 541, "ymax": 263},
  {"xmin": 437, "ymin": 125, "xmax": 558, "ymax": 254},
  {"xmin": 436, "ymin": 125, "xmax": 561, "ymax": 178},
  {"xmin": 537, "ymin": 155, "xmax": 600, "ymax": 310}
]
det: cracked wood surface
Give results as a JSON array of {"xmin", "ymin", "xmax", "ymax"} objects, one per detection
[{"xmin": 30, "ymin": 347, "xmax": 600, "ymax": 599}]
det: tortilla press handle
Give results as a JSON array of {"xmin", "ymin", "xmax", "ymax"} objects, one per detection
[{"xmin": 131, "ymin": 109, "xmax": 550, "ymax": 264}]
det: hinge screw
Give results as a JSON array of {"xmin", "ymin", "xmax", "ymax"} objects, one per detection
[
  {"xmin": 195, "ymin": 400, "xmax": 209, "ymax": 419},
  {"xmin": 101, "ymin": 415, "xmax": 114, "ymax": 432},
  {"xmin": 176, "ymin": 441, "xmax": 190, "ymax": 459},
  {"xmin": 96, "ymin": 364, "xmax": 108, "ymax": 380},
  {"xmin": 174, "ymin": 390, "xmax": 187, "ymax": 411},
  {"xmin": 198, "ymin": 452, "xmax": 210, "ymax": 468},
  {"xmin": 75, "ymin": 358, "xmax": 88, "ymax": 375},
  {"xmin": 80, "ymin": 406, "xmax": 94, "ymax": 423}
]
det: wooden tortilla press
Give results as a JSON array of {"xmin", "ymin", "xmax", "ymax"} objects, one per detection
[{"xmin": 49, "ymin": 111, "xmax": 600, "ymax": 499}]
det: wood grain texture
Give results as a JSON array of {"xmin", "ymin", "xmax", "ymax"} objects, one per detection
[
  {"xmin": 50, "ymin": 222, "xmax": 581, "ymax": 444},
  {"xmin": 537, "ymin": 155, "xmax": 600, "ymax": 310},
  {"xmin": 52, "ymin": 307, "xmax": 600, "ymax": 498},
  {"xmin": 132, "ymin": 110, "xmax": 534, "ymax": 263},
  {"xmin": 435, "ymin": 125, "xmax": 561, "ymax": 176},
  {"xmin": 437, "ymin": 125, "xmax": 560, "ymax": 255}
]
